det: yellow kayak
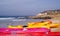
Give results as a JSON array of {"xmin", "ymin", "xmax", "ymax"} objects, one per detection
[
  {"xmin": 8, "ymin": 20, "xmax": 59, "ymax": 29},
  {"xmin": 8, "ymin": 25, "xmax": 23, "ymax": 28}
]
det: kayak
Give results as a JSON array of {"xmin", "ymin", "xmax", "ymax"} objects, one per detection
[
  {"xmin": 0, "ymin": 28, "xmax": 60, "ymax": 36},
  {"xmin": 0, "ymin": 28, "xmax": 50, "ymax": 34}
]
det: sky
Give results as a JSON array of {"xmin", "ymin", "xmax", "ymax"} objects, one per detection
[{"xmin": 0, "ymin": 0, "xmax": 60, "ymax": 16}]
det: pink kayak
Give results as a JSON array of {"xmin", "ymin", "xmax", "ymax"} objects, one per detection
[
  {"xmin": 0, "ymin": 28, "xmax": 50, "ymax": 34},
  {"xmin": 1, "ymin": 28, "xmax": 60, "ymax": 36}
]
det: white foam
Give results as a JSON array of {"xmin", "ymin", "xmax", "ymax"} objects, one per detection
[
  {"xmin": 12, "ymin": 19, "xmax": 26, "ymax": 21},
  {"xmin": 0, "ymin": 18, "xmax": 14, "ymax": 20}
]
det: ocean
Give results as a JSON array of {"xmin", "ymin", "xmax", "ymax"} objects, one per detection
[{"xmin": 0, "ymin": 16, "xmax": 43, "ymax": 28}]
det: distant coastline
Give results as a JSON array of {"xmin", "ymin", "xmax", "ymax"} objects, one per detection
[{"xmin": 28, "ymin": 9, "xmax": 60, "ymax": 19}]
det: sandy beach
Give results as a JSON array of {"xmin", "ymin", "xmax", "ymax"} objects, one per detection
[{"xmin": 51, "ymin": 19, "xmax": 60, "ymax": 32}]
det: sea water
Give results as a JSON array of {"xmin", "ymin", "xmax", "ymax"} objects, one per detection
[{"xmin": 0, "ymin": 16, "xmax": 43, "ymax": 28}]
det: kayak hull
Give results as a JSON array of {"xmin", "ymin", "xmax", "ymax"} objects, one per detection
[{"xmin": 0, "ymin": 28, "xmax": 50, "ymax": 34}]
